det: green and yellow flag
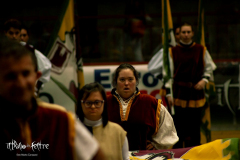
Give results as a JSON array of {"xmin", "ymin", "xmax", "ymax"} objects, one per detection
[
  {"xmin": 41, "ymin": 0, "xmax": 84, "ymax": 112},
  {"xmin": 162, "ymin": 0, "xmax": 175, "ymax": 83},
  {"xmin": 196, "ymin": 0, "xmax": 205, "ymax": 46},
  {"xmin": 161, "ymin": 0, "xmax": 176, "ymax": 114},
  {"xmin": 197, "ymin": 0, "xmax": 216, "ymax": 143},
  {"xmin": 129, "ymin": 138, "xmax": 240, "ymax": 159}
]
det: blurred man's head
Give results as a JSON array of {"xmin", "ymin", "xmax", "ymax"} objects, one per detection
[
  {"xmin": 20, "ymin": 26, "xmax": 29, "ymax": 42},
  {"xmin": 174, "ymin": 27, "xmax": 180, "ymax": 43},
  {"xmin": 4, "ymin": 19, "xmax": 22, "ymax": 41},
  {"xmin": 124, "ymin": 17, "xmax": 146, "ymax": 38},
  {"xmin": 179, "ymin": 22, "xmax": 194, "ymax": 44},
  {"xmin": 0, "ymin": 38, "xmax": 41, "ymax": 109}
]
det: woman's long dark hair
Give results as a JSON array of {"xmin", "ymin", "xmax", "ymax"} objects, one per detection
[{"xmin": 76, "ymin": 82, "xmax": 108, "ymax": 127}]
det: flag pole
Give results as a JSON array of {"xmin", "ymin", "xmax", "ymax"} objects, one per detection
[
  {"xmin": 169, "ymin": 79, "xmax": 175, "ymax": 115},
  {"xmin": 162, "ymin": 0, "xmax": 175, "ymax": 115}
]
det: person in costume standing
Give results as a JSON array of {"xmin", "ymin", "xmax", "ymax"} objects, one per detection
[
  {"xmin": 77, "ymin": 82, "xmax": 129, "ymax": 160},
  {"xmin": 107, "ymin": 63, "xmax": 178, "ymax": 151},
  {"xmin": 165, "ymin": 22, "xmax": 216, "ymax": 148}
]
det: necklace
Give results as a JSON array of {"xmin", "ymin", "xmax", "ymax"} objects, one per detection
[{"xmin": 115, "ymin": 90, "xmax": 136, "ymax": 106}]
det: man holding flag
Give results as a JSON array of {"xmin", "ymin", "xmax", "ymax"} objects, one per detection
[
  {"xmin": 149, "ymin": 0, "xmax": 216, "ymax": 148},
  {"xmin": 165, "ymin": 22, "xmax": 216, "ymax": 148}
]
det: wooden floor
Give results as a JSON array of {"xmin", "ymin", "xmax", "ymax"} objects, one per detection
[{"xmin": 201, "ymin": 130, "xmax": 240, "ymax": 144}]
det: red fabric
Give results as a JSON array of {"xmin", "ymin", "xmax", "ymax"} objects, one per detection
[
  {"xmin": 107, "ymin": 92, "xmax": 158, "ymax": 150},
  {"xmin": 29, "ymin": 106, "xmax": 74, "ymax": 159},
  {"xmin": 171, "ymin": 43, "xmax": 205, "ymax": 103},
  {"xmin": 1, "ymin": 105, "xmax": 74, "ymax": 160}
]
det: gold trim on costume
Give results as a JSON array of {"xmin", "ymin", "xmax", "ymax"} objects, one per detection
[
  {"xmin": 125, "ymin": 92, "xmax": 140, "ymax": 121},
  {"xmin": 37, "ymin": 99, "xmax": 67, "ymax": 111},
  {"xmin": 114, "ymin": 92, "xmax": 140, "ymax": 121},
  {"xmin": 113, "ymin": 95, "xmax": 125, "ymax": 121},
  {"xmin": 154, "ymin": 99, "xmax": 161, "ymax": 135},
  {"xmin": 174, "ymin": 98, "xmax": 206, "ymax": 108}
]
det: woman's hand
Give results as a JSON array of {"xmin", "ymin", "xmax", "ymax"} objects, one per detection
[{"xmin": 146, "ymin": 140, "xmax": 156, "ymax": 150}]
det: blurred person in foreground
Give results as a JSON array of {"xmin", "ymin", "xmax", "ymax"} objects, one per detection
[
  {"xmin": 0, "ymin": 38, "xmax": 105, "ymax": 160},
  {"xmin": 77, "ymin": 82, "xmax": 129, "ymax": 160},
  {"xmin": 107, "ymin": 63, "xmax": 178, "ymax": 151},
  {"xmin": 4, "ymin": 19, "xmax": 51, "ymax": 95}
]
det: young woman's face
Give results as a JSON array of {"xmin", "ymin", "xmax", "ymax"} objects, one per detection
[
  {"xmin": 180, "ymin": 25, "xmax": 194, "ymax": 43},
  {"xmin": 116, "ymin": 68, "xmax": 137, "ymax": 99},
  {"xmin": 81, "ymin": 91, "xmax": 104, "ymax": 121}
]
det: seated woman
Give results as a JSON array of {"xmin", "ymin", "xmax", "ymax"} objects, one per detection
[
  {"xmin": 76, "ymin": 82, "xmax": 129, "ymax": 160},
  {"xmin": 107, "ymin": 63, "xmax": 179, "ymax": 151}
]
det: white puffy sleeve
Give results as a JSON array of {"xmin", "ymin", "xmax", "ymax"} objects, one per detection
[
  {"xmin": 34, "ymin": 49, "xmax": 52, "ymax": 83},
  {"xmin": 151, "ymin": 104, "xmax": 179, "ymax": 149},
  {"xmin": 203, "ymin": 49, "xmax": 217, "ymax": 80}
]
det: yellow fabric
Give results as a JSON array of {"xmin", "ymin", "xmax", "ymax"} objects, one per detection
[
  {"xmin": 161, "ymin": 0, "xmax": 174, "ymax": 43},
  {"xmin": 58, "ymin": 0, "xmax": 74, "ymax": 41},
  {"xmin": 174, "ymin": 98, "xmax": 206, "ymax": 108},
  {"xmin": 129, "ymin": 138, "xmax": 239, "ymax": 160},
  {"xmin": 181, "ymin": 139, "xmax": 232, "ymax": 159},
  {"xmin": 37, "ymin": 99, "xmax": 67, "ymax": 111},
  {"xmin": 93, "ymin": 122, "xmax": 126, "ymax": 160},
  {"xmin": 206, "ymin": 81, "xmax": 216, "ymax": 92},
  {"xmin": 159, "ymin": 88, "xmax": 166, "ymax": 96},
  {"xmin": 198, "ymin": 0, "xmax": 205, "ymax": 47},
  {"xmin": 202, "ymin": 104, "xmax": 211, "ymax": 131},
  {"xmin": 77, "ymin": 69, "xmax": 85, "ymax": 89},
  {"xmin": 154, "ymin": 99, "xmax": 161, "ymax": 135}
]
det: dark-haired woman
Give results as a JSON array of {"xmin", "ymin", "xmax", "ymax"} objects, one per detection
[
  {"xmin": 107, "ymin": 63, "xmax": 179, "ymax": 151},
  {"xmin": 76, "ymin": 82, "xmax": 129, "ymax": 160}
]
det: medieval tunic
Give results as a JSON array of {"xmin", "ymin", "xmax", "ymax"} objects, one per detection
[
  {"xmin": 171, "ymin": 42, "xmax": 206, "ymax": 108},
  {"xmin": 84, "ymin": 118, "xmax": 128, "ymax": 160},
  {"xmin": 0, "ymin": 98, "xmax": 99, "ymax": 160},
  {"xmin": 165, "ymin": 42, "xmax": 216, "ymax": 108},
  {"xmin": 107, "ymin": 88, "xmax": 178, "ymax": 151},
  {"xmin": 166, "ymin": 42, "xmax": 216, "ymax": 148}
]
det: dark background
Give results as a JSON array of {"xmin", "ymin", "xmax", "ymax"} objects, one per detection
[{"xmin": 1, "ymin": 0, "xmax": 240, "ymax": 62}]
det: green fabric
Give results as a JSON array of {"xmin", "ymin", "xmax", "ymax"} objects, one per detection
[
  {"xmin": 162, "ymin": 0, "xmax": 170, "ymax": 84},
  {"xmin": 222, "ymin": 138, "xmax": 240, "ymax": 160}
]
